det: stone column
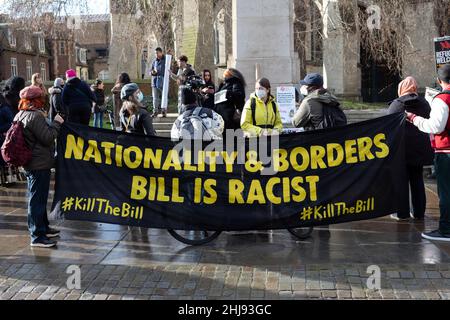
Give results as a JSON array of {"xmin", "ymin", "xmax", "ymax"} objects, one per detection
[
  {"xmin": 231, "ymin": 0, "xmax": 300, "ymax": 96},
  {"xmin": 322, "ymin": 0, "xmax": 360, "ymax": 99},
  {"xmin": 179, "ymin": 0, "xmax": 214, "ymax": 74}
]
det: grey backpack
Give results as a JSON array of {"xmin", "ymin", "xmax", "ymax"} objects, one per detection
[{"xmin": 179, "ymin": 107, "xmax": 213, "ymax": 140}]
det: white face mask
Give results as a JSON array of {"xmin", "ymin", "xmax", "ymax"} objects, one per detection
[
  {"xmin": 136, "ymin": 91, "xmax": 144, "ymax": 103},
  {"xmin": 300, "ymin": 85, "xmax": 309, "ymax": 96},
  {"xmin": 256, "ymin": 88, "xmax": 267, "ymax": 100}
]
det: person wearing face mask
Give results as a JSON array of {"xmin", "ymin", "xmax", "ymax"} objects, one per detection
[
  {"xmin": 240, "ymin": 78, "xmax": 283, "ymax": 137},
  {"xmin": 120, "ymin": 83, "xmax": 156, "ymax": 136},
  {"xmin": 293, "ymin": 73, "xmax": 345, "ymax": 130}
]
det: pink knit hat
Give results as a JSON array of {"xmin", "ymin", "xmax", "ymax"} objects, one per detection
[{"xmin": 65, "ymin": 69, "xmax": 77, "ymax": 80}]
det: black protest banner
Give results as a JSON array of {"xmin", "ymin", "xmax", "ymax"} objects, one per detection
[
  {"xmin": 435, "ymin": 36, "xmax": 450, "ymax": 71},
  {"xmin": 52, "ymin": 113, "xmax": 407, "ymax": 231}
]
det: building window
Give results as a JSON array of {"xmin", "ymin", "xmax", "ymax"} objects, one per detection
[
  {"xmin": 59, "ymin": 41, "xmax": 66, "ymax": 55},
  {"xmin": 26, "ymin": 60, "xmax": 33, "ymax": 81},
  {"xmin": 10, "ymin": 58, "xmax": 18, "ymax": 77},
  {"xmin": 24, "ymin": 35, "xmax": 32, "ymax": 51},
  {"xmin": 40, "ymin": 63, "xmax": 47, "ymax": 81},
  {"xmin": 96, "ymin": 49, "xmax": 107, "ymax": 58},
  {"xmin": 38, "ymin": 35, "xmax": 46, "ymax": 53},
  {"xmin": 8, "ymin": 29, "xmax": 16, "ymax": 48},
  {"xmin": 79, "ymin": 48, "xmax": 87, "ymax": 64}
]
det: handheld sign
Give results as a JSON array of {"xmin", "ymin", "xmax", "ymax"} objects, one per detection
[
  {"xmin": 434, "ymin": 36, "xmax": 450, "ymax": 71},
  {"xmin": 214, "ymin": 90, "xmax": 228, "ymax": 105},
  {"xmin": 161, "ymin": 54, "xmax": 172, "ymax": 111},
  {"xmin": 276, "ymin": 86, "xmax": 296, "ymax": 125}
]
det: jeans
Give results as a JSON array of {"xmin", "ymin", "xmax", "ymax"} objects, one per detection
[
  {"xmin": 152, "ymin": 87, "xmax": 163, "ymax": 112},
  {"xmin": 435, "ymin": 153, "xmax": 450, "ymax": 234},
  {"xmin": 25, "ymin": 170, "xmax": 51, "ymax": 241},
  {"xmin": 398, "ymin": 165, "xmax": 426, "ymax": 219},
  {"xmin": 93, "ymin": 112, "xmax": 104, "ymax": 128}
]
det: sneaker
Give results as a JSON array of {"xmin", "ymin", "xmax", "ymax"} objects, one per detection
[
  {"xmin": 30, "ymin": 237, "xmax": 57, "ymax": 248},
  {"xmin": 46, "ymin": 227, "xmax": 60, "ymax": 238},
  {"xmin": 162, "ymin": 110, "xmax": 167, "ymax": 118},
  {"xmin": 422, "ymin": 230, "xmax": 450, "ymax": 242},
  {"xmin": 390, "ymin": 214, "xmax": 410, "ymax": 221}
]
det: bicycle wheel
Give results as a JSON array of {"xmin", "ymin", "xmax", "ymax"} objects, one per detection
[
  {"xmin": 167, "ymin": 229, "xmax": 222, "ymax": 246},
  {"xmin": 287, "ymin": 227, "xmax": 314, "ymax": 240}
]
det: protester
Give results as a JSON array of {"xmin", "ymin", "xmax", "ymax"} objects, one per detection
[
  {"xmin": 171, "ymin": 55, "xmax": 196, "ymax": 114},
  {"xmin": 91, "ymin": 79, "xmax": 106, "ymax": 129},
  {"xmin": 388, "ymin": 76, "xmax": 434, "ymax": 221},
  {"xmin": 201, "ymin": 69, "xmax": 216, "ymax": 110},
  {"xmin": 407, "ymin": 64, "xmax": 450, "ymax": 241},
  {"xmin": 240, "ymin": 78, "xmax": 283, "ymax": 137},
  {"xmin": 2, "ymin": 76, "xmax": 25, "ymax": 116},
  {"xmin": 215, "ymin": 68, "xmax": 246, "ymax": 131},
  {"xmin": 48, "ymin": 78, "xmax": 65, "ymax": 122},
  {"xmin": 62, "ymin": 69, "xmax": 96, "ymax": 126},
  {"xmin": 0, "ymin": 94, "xmax": 13, "ymax": 167},
  {"xmin": 151, "ymin": 47, "xmax": 167, "ymax": 118},
  {"xmin": 292, "ymin": 73, "xmax": 346, "ymax": 130},
  {"xmin": 31, "ymin": 73, "xmax": 46, "ymax": 96},
  {"xmin": 111, "ymin": 73, "xmax": 131, "ymax": 130},
  {"xmin": 171, "ymin": 87, "xmax": 224, "ymax": 141},
  {"xmin": 15, "ymin": 85, "xmax": 64, "ymax": 247},
  {"xmin": 120, "ymin": 83, "xmax": 156, "ymax": 136}
]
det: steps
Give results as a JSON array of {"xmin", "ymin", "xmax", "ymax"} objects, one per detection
[{"xmin": 152, "ymin": 110, "xmax": 387, "ymax": 137}]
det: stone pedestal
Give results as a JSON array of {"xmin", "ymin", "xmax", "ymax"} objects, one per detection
[
  {"xmin": 322, "ymin": 0, "xmax": 360, "ymax": 98},
  {"xmin": 231, "ymin": 0, "xmax": 300, "ymax": 96}
]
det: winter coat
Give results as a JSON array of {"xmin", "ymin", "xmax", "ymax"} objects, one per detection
[
  {"xmin": 241, "ymin": 93, "xmax": 283, "ymax": 137},
  {"xmin": 62, "ymin": 78, "xmax": 96, "ymax": 112},
  {"xmin": 171, "ymin": 104, "xmax": 224, "ymax": 141},
  {"xmin": 388, "ymin": 94, "xmax": 434, "ymax": 166},
  {"xmin": 2, "ymin": 77, "xmax": 25, "ymax": 116},
  {"xmin": 215, "ymin": 77, "xmax": 246, "ymax": 130},
  {"xmin": 120, "ymin": 107, "xmax": 156, "ymax": 136},
  {"xmin": 292, "ymin": 88, "xmax": 341, "ymax": 130},
  {"xmin": 48, "ymin": 86, "xmax": 65, "ymax": 121},
  {"xmin": 201, "ymin": 81, "xmax": 216, "ymax": 110},
  {"xmin": 14, "ymin": 110, "xmax": 61, "ymax": 171},
  {"xmin": 0, "ymin": 103, "xmax": 13, "ymax": 166},
  {"xmin": 91, "ymin": 86, "xmax": 106, "ymax": 113},
  {"xmin": 151, "ymin": 55, "xmax": 166, "ymax": 90}
]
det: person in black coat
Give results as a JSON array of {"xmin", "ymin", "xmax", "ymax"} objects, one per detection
[
  {"xmin": 215, "ymin": 68, "xmax": 246, "ymax": 131},
  {"xmin": 48, "ymin": 78, "xmax": 65, "ymax": 121},
  {"xmin": 201, "ymin": 69, "xmax": 216, "ymax": 110},
  {"xmin": 61, "ymin": 69, "xmax": 96, "ymax": 126},
  {"xmin": 2, "ymin": 76, "xmax": 25, "ymax": 116},
  {"xmin": 387, "ymin": 76, "xmax": 434, "ymax": 221}
]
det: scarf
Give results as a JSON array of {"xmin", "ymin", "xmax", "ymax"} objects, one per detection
[{"xmin": 398, "ymin": 76, "xmax": 418, "ymax": 97}]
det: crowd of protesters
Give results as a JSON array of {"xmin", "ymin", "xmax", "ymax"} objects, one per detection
[{"xmin": 1, "ymin": 43, "xmax": 450, "ymax": 247}]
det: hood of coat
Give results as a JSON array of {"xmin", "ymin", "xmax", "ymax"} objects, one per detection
[
  {"xmin": 397, "ymin": 94, "xmax": 423, "ymax": 110},
  {"xmin": 48, "ymin": 86, "xmax": 62, "ymax": 95},
  {"xmin": 66, "ymin": 77, "xmax": 82, "ymax": 86},
  {"xmin": 306, "ymin": 89, "xmax": 340, "ymax": 107}
]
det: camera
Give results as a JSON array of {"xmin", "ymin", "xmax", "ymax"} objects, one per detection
[{"xmin": 185, "ymin": 75, "xmax": 205, "ymax": 91}]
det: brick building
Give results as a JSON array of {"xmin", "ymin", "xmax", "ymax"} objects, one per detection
[{"xmin": 0, "ymin": 20, "xmax": 51, "ymax": 82}]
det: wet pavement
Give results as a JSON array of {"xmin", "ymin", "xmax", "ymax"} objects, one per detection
[{"xmin": 0, "ymin": 178, "xmax": 450, "ymax": 300}]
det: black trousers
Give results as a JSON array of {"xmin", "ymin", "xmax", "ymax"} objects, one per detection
[
  {"xmin": 67, "ymin": 106, "xmax": 91, "ymax": 126},
  {"xmin": 398, "ymin": 165, "xmax": 426, "ymax": 219}
]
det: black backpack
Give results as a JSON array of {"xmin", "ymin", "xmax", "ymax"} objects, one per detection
[
  {"xmin": 250, "ymin": 97, "xmax": 277, "ymax": 128},
  {"xmin": 317, "ymin": 103, "xmax": 347, "ymax": 129}
]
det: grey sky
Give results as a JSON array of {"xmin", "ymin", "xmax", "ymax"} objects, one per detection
[{"xmin": 0, "ymin": 0, "xmax": 110, "ymax": 15}]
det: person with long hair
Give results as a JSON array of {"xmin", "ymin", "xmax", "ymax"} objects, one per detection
[
  {"xmin": 111, "ymin": 72, "xmax": 131, "ymax": 130},
  {"xmin": 215, "ymin": 68, "xmax": 246, "ymax": 131},
  {"xmin": 120, "ymin": 83, "xmax": 156, "ymax": 136},
  {"xmin": 15, "ymin": 85, "xmax": 65, "ymax": 247},
  {"xmin": 241, "ymin": 77, "xmax": 283, "ymax": 137},
  {"xmin": 201, "ymin": 69, "xmax": 215, "ymax": 110}
]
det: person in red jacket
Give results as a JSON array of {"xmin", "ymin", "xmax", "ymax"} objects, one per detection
[{"xmin": 407, "ymin": 64, "xmax": 450, "ymax": 241}]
